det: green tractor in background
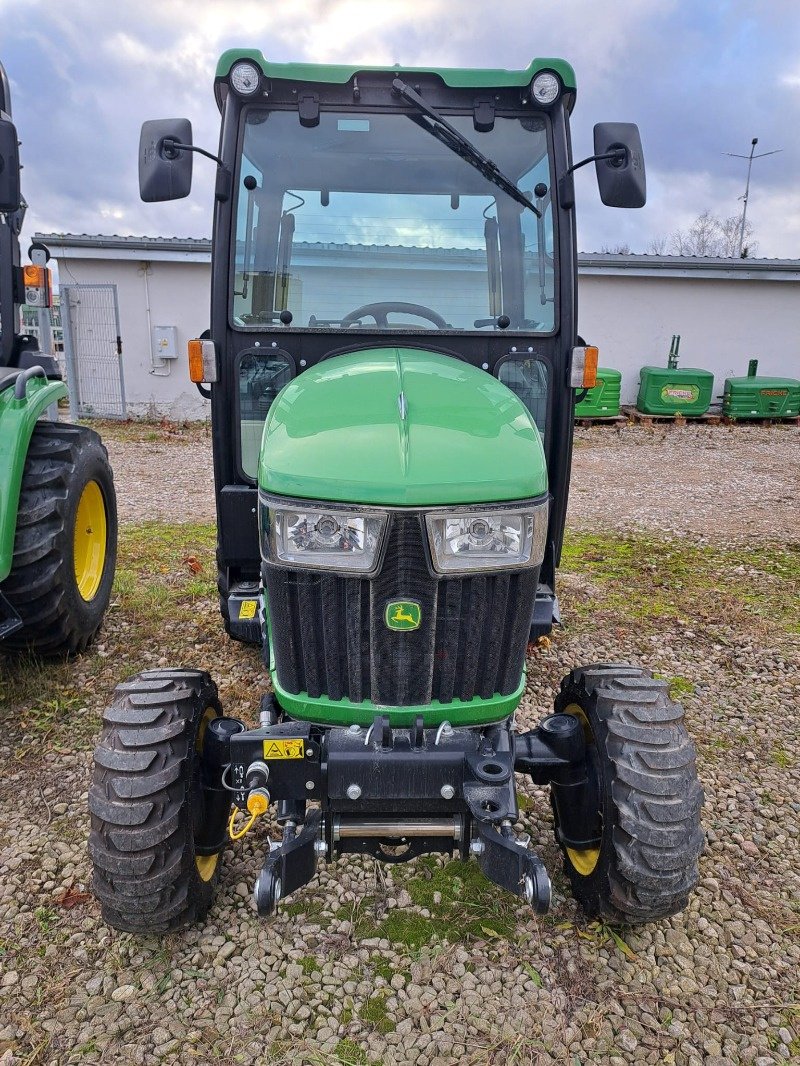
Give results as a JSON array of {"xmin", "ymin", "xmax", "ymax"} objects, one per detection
[
  {"xmin": 0, "ymin": 61, "xmax": 117, "ymax": 656},
  {"xmin": 89, "ymin": 53, "xmax": 702, "ymax": 931}
]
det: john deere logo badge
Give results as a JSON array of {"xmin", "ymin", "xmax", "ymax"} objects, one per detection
[{"xmin": 385, "ymin": 600, "xmax": 421, "ymax": 631}]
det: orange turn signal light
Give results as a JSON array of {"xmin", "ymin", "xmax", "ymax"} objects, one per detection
[
  {"xmin": 187, "ymin": 338, "xmax": 218, "ymax": 384},
  {"xmin": 23, "ymin": 264, "xmax": 47, "ymax": 286},
  {"xmin": 582, "ymin": 346, "xmax": 599, "ymax": 389},
  {"xmin": 187, "ymin": 338, "xmax": 205, "ymax": 383}
]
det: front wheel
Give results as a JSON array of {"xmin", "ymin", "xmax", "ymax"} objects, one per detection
[
  {"xmin": 89, "ymin": 669, "xmax": 226, "ymax": 932},
  {"xmin": 552, "ymin": 664, "xmax": 703, "ymax": 924}
]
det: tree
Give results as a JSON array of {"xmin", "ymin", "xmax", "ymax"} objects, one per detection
[
  {"xmin": 647, "ymin": 235, "xmax": 668, "ymax": 255},
  {"xmin": 600, "ymin": 243, "xmax": 631, "ymax": 254},
  {"xmin": 655, "ymin": 210, "xmax": 758, "ymax": 258}
]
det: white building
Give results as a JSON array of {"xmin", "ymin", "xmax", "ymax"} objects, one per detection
[{"xmin": 37, "ymin": 232, "xmax": 800, "ymax": 419}]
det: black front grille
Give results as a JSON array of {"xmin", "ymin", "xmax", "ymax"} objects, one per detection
[{"xmin": 264, "ymin": 513, "xmax": 537, "ymax": 706}]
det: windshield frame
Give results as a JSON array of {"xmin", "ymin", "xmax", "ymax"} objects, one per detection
[{"xmin": 228, "ymin": 102, "xmax": 559, "ymax": 339}]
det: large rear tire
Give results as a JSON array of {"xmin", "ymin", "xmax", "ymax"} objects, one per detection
[
  {"xmin": 89, "ymin": 669, "xmax": 226, "ymax": 933},
  {"xmin": 553, "ymin": 664, "xmax": 703, "ymax": 924},
  {"xmin": 0, "ymin": 422, "xmax": 117, "ymax": 657}
]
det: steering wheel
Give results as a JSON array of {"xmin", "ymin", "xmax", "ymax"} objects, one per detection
[{"xmin": 339, "ymin": 301, "xmax": 449, "ymax": 329}]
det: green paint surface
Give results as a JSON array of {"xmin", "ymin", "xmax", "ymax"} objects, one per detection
[
  {"xmin": 258, "ymin": 348, "xmax": 548, "ymax": 506},
  {"xmin": 723, "ymin": 376, "xmax": 800, "ymax": 419},
  {"xmin": 270, "ymin": 669, "xmax": 525, "ymax": 727},
  {"xmin": 574, "ymin": 367, "xmax": 622, "ymax": 418},
  {"xmin": 216, "ymin": 50, "xmax": 576, "ymax": 93},
  {"xmin": 636, "ymin": 366, "xmax": 714, "ymax": 417},
  {"xmin": 0, "ymin": 377, "xmax": 68, "ymax": 581}
]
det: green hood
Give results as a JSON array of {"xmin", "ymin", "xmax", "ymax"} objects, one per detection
[{"xmin": 258, "ymin": 347, "xmax": 547, "ymax": 506}]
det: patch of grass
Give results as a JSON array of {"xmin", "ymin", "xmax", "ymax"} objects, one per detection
[
  {"xmin": 1, "ymin": 522, "xmax": 220, "ymax": 756},
  {"xmin": 560, "ymin": 531, "xmax": 800, "ymax": 636},
  {"xmin": 335, "ymin": 1038, "xmax": 368, "ymax": 1066},
  {"xmin": 34, "ymin": 906, "xmax": 59, "ymax": 933},
  {"xmin": 299, "ymin": 955, "xmax": 320, "ymax": 976},
  {"xmin": 372, "ymin": 957, "xmax": 409, "ymax": 986},
  {"xmin": 282, "ymin": 897, "xmax": 327, "ymax": 920},
  {"xmin": 772, "ymin": 746, "xmax": 793, "ymax": 769},
  {"xmin": 373, "ymin": 959, "xmax": 395, "ymax": 982},
  {"xmin": 73, "ymin": 1040, "xmax": 100, "ymax": 1056},
  {"xmin": 360, "ymin": 992, "xmax": 395, "ymax": 1034},
  {"xmin": 360, "ymin": 856, "xmax": 519, "ymax": 949},
  {"xmin": 708, "ymin": 737, "xmax": 733, "ymax": 752},
  {"xmin": 81, "ymin": 417, "xmax": 210, "ymax": 444},
  {"xmin": 665, "ymin": 675, "xmax": 696, "ymax": 701}
]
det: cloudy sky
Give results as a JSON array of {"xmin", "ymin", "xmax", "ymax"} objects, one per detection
[{"xmin": 3, "ymin": 0, "xmax": 799, "ymax": 257}]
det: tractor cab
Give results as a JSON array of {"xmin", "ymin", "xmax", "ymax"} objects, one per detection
[{"xmin": 139, "ymin": 54, "xmax": 645, "ymax": 646}]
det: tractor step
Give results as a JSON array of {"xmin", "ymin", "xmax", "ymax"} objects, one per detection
[{"xmin": 226, "ymin": 582, "xmax": 262, "ymax": 644}]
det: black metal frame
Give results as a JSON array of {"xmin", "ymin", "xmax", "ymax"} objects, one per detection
[
  {"xmin": 208, "ymin": 73, "xmax": 578, "ymax": 635},
  {"xmin": 200, "ymin": 704, "xmax": 599, "ymax": 916}
]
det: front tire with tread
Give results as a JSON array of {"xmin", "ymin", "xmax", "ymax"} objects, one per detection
[
  {"xmin": 89, "ymin": 669, "xmax": 225, "ymax": 933},
  {"xmin": 553, "ymin": 663, "xmax": 704, "ymax": 924}
]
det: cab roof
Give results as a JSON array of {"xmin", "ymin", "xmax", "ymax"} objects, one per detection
[{"xmin": 215, "ymin": 49, "xmax": 576, "ymax": 102}]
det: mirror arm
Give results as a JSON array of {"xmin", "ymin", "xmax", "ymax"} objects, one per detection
[
  {"xmin": 565, "ymin": 148, "xmax": 627, "ymax": 176},
  {"xmin": 161, "ymin": 139, "xmax": 224, "ymax": 167}
]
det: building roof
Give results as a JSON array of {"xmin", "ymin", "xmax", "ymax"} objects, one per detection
[{"xmin": 36, "ymin": 233, "xmax": 800, "ymax": 281}]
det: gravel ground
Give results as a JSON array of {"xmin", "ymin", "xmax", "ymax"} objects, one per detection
[
  {"xmin": 568, "ymin": 422, "xmax": 800, "ymax": 546},
  {"xmin": 103, "ymin": 420, "xmax": 800, "ymax": 544},
  {"xmin": 1, "ymin": 421, "xmax": 798, "ymax": 1065}
]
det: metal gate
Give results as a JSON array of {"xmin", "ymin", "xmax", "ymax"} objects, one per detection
[{"xmin": 61, "ymin": 283, "xmax": 126, "ymax": 418}]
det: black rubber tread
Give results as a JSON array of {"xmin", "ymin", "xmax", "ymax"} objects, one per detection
[
  {"xmin": 553, "ymin": 662, "xmax": 704, "ymax": 924},
  {"xmin": 0, "ymin": 421, "xmax": 117, "ymax": 657},
  {"xmin": 88, "ymin": 669, "xmax": 224, "ymax": 933}
]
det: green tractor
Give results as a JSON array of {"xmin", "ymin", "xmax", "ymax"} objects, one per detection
[
  {"xmin": 0, "ymin": 61, "xmax": 117, "ymax": 656},
  {"xmin": 89, "ymin": 52, "xmax": 702, "ymax": 931}
]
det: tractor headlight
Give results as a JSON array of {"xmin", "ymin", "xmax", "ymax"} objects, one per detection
[
  {"xmin": 531, "ymin": 71, "xmax": 561, "ymax": 106},
  {"xmin": 230, "ymin": 61, "xmax": 262, "ymax": 96},
  {"xmin": 425, "ymin": 499, "xmax": 549, "ymax": 573},
  {"xmin": 261, "ymin": 496, "xmax": 387, "ymax": 574}
]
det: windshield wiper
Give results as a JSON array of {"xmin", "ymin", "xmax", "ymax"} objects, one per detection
[{"xmin": 392, "ymin": 78, "xmax": 540, "ymax": 218}]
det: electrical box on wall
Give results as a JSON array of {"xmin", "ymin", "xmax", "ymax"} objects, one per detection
[{"xmin": 152, "ymin": 325, "xmax": 179, "ymax": 360}]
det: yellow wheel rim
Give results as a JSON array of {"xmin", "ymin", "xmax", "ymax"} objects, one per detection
[
  {"xmin": 195, "ymin": 707, "xmax": 222, "ymax": 882},
  {"xmin": 564, "ymin": 703, "xmax": 601, "ymax": 878},
  {"xmin": 195, "ymin": 853, "xmax": 219, "ymax": 882},
  {"xmin": 196, "ymin": 707, "xmax": 217, "ymax": 753},
  {"xmin": 73, "ymin": 480, "xmax": 107, "ymax": 602}
]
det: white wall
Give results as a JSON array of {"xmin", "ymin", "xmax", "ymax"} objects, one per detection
[
  {"xmin": 57, "ymin": 256, "xmax": 212, "ymax": 419},
  {"xmin": 55, "ymin": 250, "xmax": 800, "ymax": 417},
  {"xmin": 579, "ymin": 273, "xmax": 800, "ymax": 405}
]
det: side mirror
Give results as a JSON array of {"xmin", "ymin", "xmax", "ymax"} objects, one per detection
[
  {"xmin": 139, "ymin": 118, "xmax": 193, "ymax": 202},
  {"xmin": 0, "ymin": 117, "xmax": 21, "ymax": 212},
  {"xmin": 594, "ymin": 122, "xmax": 646, "ymax": 208}
]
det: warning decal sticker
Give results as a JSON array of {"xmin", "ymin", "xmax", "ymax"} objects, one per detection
[{"xmin": 262, "ymin": 738, "xmax": 305, "ymax": 760}]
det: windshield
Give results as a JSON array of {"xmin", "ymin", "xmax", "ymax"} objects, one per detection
[{"xmin": 232, "ymin": 109, "xmax": 555, "ymax": 333}]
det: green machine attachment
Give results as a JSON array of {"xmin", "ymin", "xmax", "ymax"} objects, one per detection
[
  {"xmin": 722, "ymin": 359, "xmax": 800, "ymax": 420},
  {"xmin": 574, "ymin": 367, "xmax": 622, "ymax": 418},
  {"xmin": 637, "ymin": 335, "xmax": 714, "ymax": 416}
]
